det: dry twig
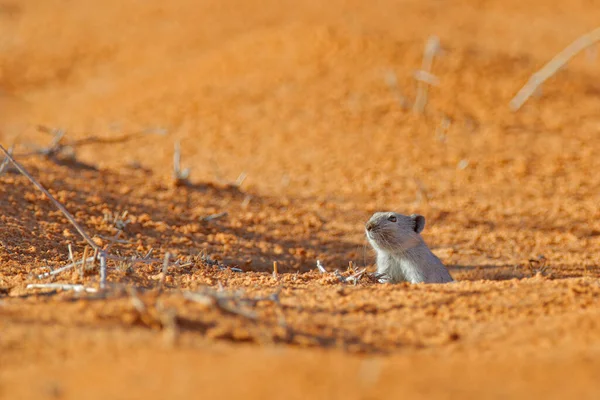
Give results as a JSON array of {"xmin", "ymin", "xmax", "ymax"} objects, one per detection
[
  {"xmin": 158, "ymin": 252, "xmax": 170, "ymax": 290},
  {"xmin": 316, "ymin": 260, "xmax": 327, "ymax": 274},
  {"xmin": 0, "ymin": 145, "xmax": 14, "ymax": 176},
  {"xmin": 510, "ymin": 27, "xmax": 600, "ymax": 111},
  {"xmin": 345, "ymin": 268, "xmax": 368, "ymax": 285},
  {"xmin": 172, "ymin": 140, "xmax": 191, "ymax": 185},
  {"xmin": 201, "ymin": 212, "xmax": 228, "ymax": 222},
  {"xmin": 0, "ymin": 146, "xmax": 100, "ymax": 252},
  {"xmin": 37, "ymin": 256, "xmax": 96, "ymax": 279},
  {"xmin": 26, "ymin": 283, "xmax": 98, "ymax": 293},
  {"xmin": 0, "ymin": 145, "xmax": 109, "ymax": 286},
  {"xmin": 413, "ymin": 36, "xmax": 441, "ymax": 114}
]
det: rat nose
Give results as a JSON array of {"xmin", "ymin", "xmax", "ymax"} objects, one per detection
[{"xmin": 366, "ymin": 221, "xmax": 374, "ymax": 231}]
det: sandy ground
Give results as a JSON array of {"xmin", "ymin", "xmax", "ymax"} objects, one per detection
[{"xmin": 2, "ymin": 0, "xmax": 600, "ymax": 398}]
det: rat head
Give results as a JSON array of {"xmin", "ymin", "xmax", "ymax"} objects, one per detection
[{"xmin": 365, "ymin": 211, "xmax": 426, "ymax": 253}]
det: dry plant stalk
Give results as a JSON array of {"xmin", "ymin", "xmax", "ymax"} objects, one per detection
[
  {"xmin": 510, "ymin": 26, "xmax": 600, "ymax": 111},
  {"xmin": 201, "ymin": 212, "xmax": 228, "ymax": 222},
  {"xmin": 0, "ymin": 146, "xmax": 100, "ymax": 252},
  {"xmin": 413, "ymin": 36, "xmax": 441, "ymax": 114},
  {"xmin": 316, "ymin": 260, "xmax": 367, "ymax": 284},
  {"xmin": 68, "ymin": 244, "xmax": 74, "ymax": 263},
  {"xmin": 172, "ymin": 140, "xmax": 190, "ymax": 185},
  {"xmin": 80, "ymin": 246, "xmax": 89, "ymax": 278},
  {"xmin": 26, "ymin": 283, "xmax": 98, "ymax": 293},
  {"xmin": 316, "ymin": 260, "xmax": 327, "ymax": 274},
  {"xmin": 158, "ymin": 252, "xmax": 170, "ymax": 290},
  {"xmin": 37, "ymin": 256, "xmax": 96, "ymax": 279},
  {"xmin": 0, "ymin": 145, "xmax": 109, "ymax": 288},
  {"xmin": 99, "ymin": 254, "xmax": 107, "ymax": 286},
  {"xmin": 0, "ymin": 145, "xmax": 14, "ymax": 176}
]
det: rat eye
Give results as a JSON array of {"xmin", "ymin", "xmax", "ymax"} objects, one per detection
[{"xmin": 388, "ymin": 215, "xmax": 397, "ymax": 222}]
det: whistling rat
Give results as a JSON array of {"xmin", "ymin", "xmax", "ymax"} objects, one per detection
[{"xmin": 365, "ymin": 211, "xmax": 453, "ymax": 284}]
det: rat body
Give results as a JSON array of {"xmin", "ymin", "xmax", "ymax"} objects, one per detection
[{"xmin": 365, "ymin": 211, "xmax": 453, "ymax": 284}]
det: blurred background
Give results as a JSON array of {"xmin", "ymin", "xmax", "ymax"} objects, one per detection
[{"xmin": 2, "ymin": 1, "xmax": 600, "ymax": 398}]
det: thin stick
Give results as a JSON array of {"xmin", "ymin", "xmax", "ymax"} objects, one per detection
[
  {"xmin": 510, "ymin": 27, "xmax": 600, "ymax": 111},
  {"xmin": 159, "ymin": 252, "xmax": 170, "ymax": 289},
  {"xmin": 27, "ymin": 283, "xmax": 98, "ymax": 293},
  {"xmin": 172, "ymin": 140, "xmax": 190, "ymax": 184},
  {"xmin": 68, "ymin": 244, "xmax": 74, "ymax": 263},
  {"xmin": 80, "ymin": 246, "xmax": 89, "ymax": 278},
  {"xmin": 0, "ymin": 145, "xmax": 14, "ymax": 176},
  {"xmin": 92, "ymin": 248, "xmax": 99, "ymax": 269},
  {"xmin": 99, "ymin": 253, "xmax": 107, "ymax": 288},
  {"xmin": 316, "ymin": 260, "xmax": 327, "ymax": 274},
  {"xmin": 235, "ymin": 172, "xmax": 248, "ymax": 187},
  {"xmin": 1, "ymin": 145, "xmax": 112, "ymax": 288},
  {"xmin": 0, "ymin": 145, "xmax": 100, "ymax": 253},
  {"xmin": 345, "ymin": 268, "xmax": 368, "ymax": 285},
  {"xmin": 37, "ymin": 256, "xmax": 96, "ymax": 279},
  {"xmin": 201, "ymin": 212, "xmax": 228, "ymax": 222},
  {"xmin": 143, "ymin": 248, "xmax": 154, "ymax": 260},
  {"xmin": 104, "ymin": 254, "xmax": 162, "ymax": 264},
  {"xmin": 413, "ymin": 36, "xmax": 441, "ymax": 114}
]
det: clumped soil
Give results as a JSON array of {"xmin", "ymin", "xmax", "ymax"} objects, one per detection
[{"xmin": 1, "ymin": 0, "xmax": 600, "ymax": 398}]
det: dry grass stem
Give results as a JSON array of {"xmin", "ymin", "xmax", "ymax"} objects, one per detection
[
  {"xmin": 235, "ymin": 172, "xmax": 248, "ymax": 187},
  {"xmin": 172, "ymin": 140, "xmax": 191, "ymax": 185},
  {"xmin": 316, "ymin": 260, "xmax": 327, "ymax": 274},
  {"xmin": 510, "ymin": 26, "xmax": 600, "ymax": 111},
  {"xmin": 80, "ymin": 246, "xmax": 89, "ymax": 278},
  {"xmin": 413, "ymin": 36, "xmax": 441, "ymax": 114},
  {"xmin": 346, "ymin": 268, "xmax": 368, "ymax": 284},
  {"xmin": 1, "ymin": 144, "xmax": 113, "ymax": 287},
  {"xmin": 201, "ymin": 212, "xmax": 228, "ymax": 222},
  {"xmin": 0, "ymin": 145, "xmax": 101, "ymax": 253},
  {"xmin": 68, "ymin": 244, "xmax": 74, "ymax": 263},
  {"xmin": 159, "ymin": 252, "xmax": 170, "ymax": 290},
  {"xmin": 0, "ymin": 145, "xmax": 14, "ymax": 176},
  {"xmin": 27, "ymin": 283, "xmax": 98, "ymax": 293},
  {"xmin": 99, "ymin": 253, "xmax": 107, "ymax": 287},
  {"xmin": 37, "ymin": 256, "xmax": 97, "ymax": 279}
]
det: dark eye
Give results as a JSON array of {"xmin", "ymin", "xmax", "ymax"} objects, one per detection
[{"xmin": 388, "ymin": 215, "xmax": 397, "ymax": 222}]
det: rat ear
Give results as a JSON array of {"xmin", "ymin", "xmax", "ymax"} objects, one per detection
[{"xmin": 411, "ymin": 214, "xmax": 425, "ymax": 233}]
